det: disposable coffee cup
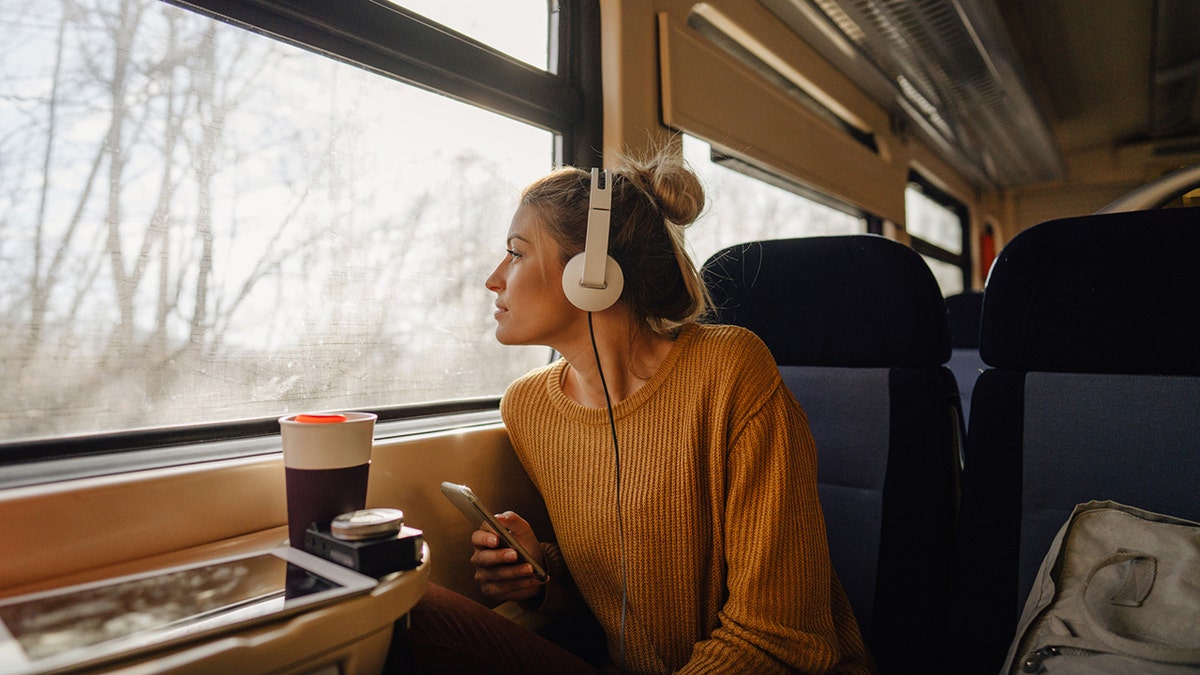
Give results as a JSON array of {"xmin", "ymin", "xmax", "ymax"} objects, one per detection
[{"xmin": 279, "ymin": 412, "xmax": 377, "ymax": 549}]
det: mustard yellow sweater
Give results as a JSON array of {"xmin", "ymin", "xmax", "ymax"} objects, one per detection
[{"xmin": 500, "ymin": 323, "xmax": 873, "ymax": 674}]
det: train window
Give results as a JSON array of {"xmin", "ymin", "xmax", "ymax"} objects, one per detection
[
  {"xmin": 682, "ymin": 136, "xmax": 866, "ymax": 265},
  {"xmin": 0, "ymin": 0, "xmax": 586, "ymax": 449},
  {"xmin": 386, "ymin": 1, "xmax": 549, "ymax": 70},
  {"xmin": 905, "ymin": 175, "xmax": 968, "ymax": 296}
]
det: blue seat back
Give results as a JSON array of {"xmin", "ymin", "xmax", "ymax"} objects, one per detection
[
  {"xmin": 949, "ymin": 206, "xmax": 1200, "ymax": 672},
  {"xmin": 945, "ymin": 291, "xmax": 984, "ymax": 424},
  {"xmin": 702, "ymin": 235, "xmax": 961, "ymax": 674}
]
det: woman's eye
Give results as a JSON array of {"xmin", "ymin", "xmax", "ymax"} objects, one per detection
[{"xmin": 506, "ymin": 248, "xmax": 522, "ymax": 260}]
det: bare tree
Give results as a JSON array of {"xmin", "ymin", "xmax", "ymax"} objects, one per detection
[{"xmin": 0, "ymin": 0, "xmax": 537, "ymax": 438}]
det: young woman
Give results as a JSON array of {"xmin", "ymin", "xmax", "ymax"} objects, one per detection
[{"xmin": 392, "ymin": 150, "xmax": 873, "ymax": 674}]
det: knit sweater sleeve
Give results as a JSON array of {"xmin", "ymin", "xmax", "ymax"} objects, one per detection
[
  {"xmin": 519, "ymin": 541, "xmax": 582, "ymax": 615},
  {"xmin": 678, "ymin": 372, "xmax": 854, "ymax": 673},
  {"xmin": 500, "ymin": 367, "xmax": 588, "ymax": 618}
]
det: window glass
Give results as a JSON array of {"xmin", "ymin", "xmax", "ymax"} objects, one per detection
[
  {"xmin": 905, "ymin": 180, "xmax": 967, "ymax": 296},
  {"xmin": 683, "ymin": 136, "xmax": 864, "ymax": 266},
  {"xmin": 922, "ymin": 256, "xmax": 965, "ymax": 297},
  {"xmin": 388, "ymin": 1, "xmax": 549, "ymax": 70},
  {"xmin": 0, "ymin": 0, "xmax": 552, "ymax": 442},
  {"xmin": 906, "ymin": 185, "xmax": 963, "ymax": 254}
]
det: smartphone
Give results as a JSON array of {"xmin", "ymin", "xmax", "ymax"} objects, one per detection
[{"xmin": 439, "ymin": 481, "xmax": 549, "ymax": 582}]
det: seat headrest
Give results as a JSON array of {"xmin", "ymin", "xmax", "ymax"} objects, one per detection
[
  {"xmin": 945, "ymin": 291, "xmax": 984, "ymax": 348},
  {"xmin": 701, "ymin": 235, "xmax": 951, "ymax": 368},
  {"xmin": 980, "ymin": 206, "xmax": 1200, "ymax": 374}
]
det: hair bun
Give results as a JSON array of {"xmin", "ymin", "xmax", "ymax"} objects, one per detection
[
  {"xmin": 649, "ymin": 160, "xmax": 705, "ymax": 227},
  {"xmin": 619, "ymin": 151, "xmax": 705, "ymax": 227}
]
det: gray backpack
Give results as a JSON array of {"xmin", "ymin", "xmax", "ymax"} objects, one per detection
[{"xmin": 1003, "ymin": 500, "xmax": 1200, "ymax": 674}]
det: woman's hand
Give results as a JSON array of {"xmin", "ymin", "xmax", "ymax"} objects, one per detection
[{"xmin": 470, "ymin": 511, "xmax": 548, "ymax": 603}]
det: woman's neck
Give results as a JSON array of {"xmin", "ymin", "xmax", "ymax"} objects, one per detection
[{"xmin": 557, "ymin": 311, "xmax": 674, "ymax": 408}]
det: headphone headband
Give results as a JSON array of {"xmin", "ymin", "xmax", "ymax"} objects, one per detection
[
  {"xmin": 580, "ymin": 169, "xmax": 612, "ymax": 289},
  {"xmin": 561, "ymin": 168, "xmax": 624, "ymax": 311}
]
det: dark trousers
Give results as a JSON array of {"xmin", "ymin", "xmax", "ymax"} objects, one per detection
[{"xmin": 386, "ymin": 584, "xmax": 604, "ymax": 674}]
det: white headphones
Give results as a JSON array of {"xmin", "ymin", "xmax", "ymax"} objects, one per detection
[{"xmin": 561, "ymin": 168, "xmax": 625, "ymax": 312}]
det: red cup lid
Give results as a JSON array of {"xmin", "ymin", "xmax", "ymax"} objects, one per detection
[{"xmin": 295, "ymin": 413, "xmax": 348, "ymax": 424}]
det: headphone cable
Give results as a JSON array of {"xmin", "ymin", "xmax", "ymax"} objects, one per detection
[{"xmin": 588, "ymin": 311, "xmax": 627, "ymax": 672}]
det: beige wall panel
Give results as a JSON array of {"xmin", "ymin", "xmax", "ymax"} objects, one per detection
[
  {"xmin": 600, "ymin": 0, "xmax": 675, "ymax": 159},
  {"xmin": 0, "ymin": 457, "xmax": 287, "ymax": 592},
  {"xmin": 1009, "ymin": 182, "xmax": 1139, "ymax": 233},
  {"xmin": 658, "ymin": 12, "xmax": 907, "ymax": 223},
  {"xmin": 369, "ymin": 423, "xmax": 550, "ymax": 606}
]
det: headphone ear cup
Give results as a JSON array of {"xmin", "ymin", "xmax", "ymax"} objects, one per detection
[{"xmin": 562, "ymin": 253, "xmax": 624, "ymax": 312}]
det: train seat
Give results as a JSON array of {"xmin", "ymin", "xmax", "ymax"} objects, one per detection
[
  {"xmin": 947, "ymin": 206, "xmax": 1200, "ymax": 672},
  {"xmin": 701, "ymin": 235, "xmax": 961, "ymax": 673},
  {"xmin": 944, "ymin": 290, "xmax": 985, "ymax": 426}
]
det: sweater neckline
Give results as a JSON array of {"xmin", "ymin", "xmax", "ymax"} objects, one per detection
[{"xmin": 546, "ymin": 323, "xmax": 699, "ymax": 423}]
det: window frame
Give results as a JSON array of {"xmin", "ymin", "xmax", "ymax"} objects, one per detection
[
  {"xmin": 905, "ymin": 171, "xmax": 970, "ymax": 292},
  {"xmin": 0, "ymin": 0, "xmax": 601, "ymax": 474},
  {"xmin": 171, "ymin": 0, "xmax": 602, "ymax": 165},
  {"xmin": 709, "ymin": 150, "xmax": 870, "ymax": 223}
]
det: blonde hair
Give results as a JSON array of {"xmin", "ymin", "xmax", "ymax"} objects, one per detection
[{"xmin": 520, "ymin": 148, "xmax": 710, "ymax": 335}]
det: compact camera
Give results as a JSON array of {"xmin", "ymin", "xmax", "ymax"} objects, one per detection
[{"xmin": 304, "ymin": 508, "xmax": 424, "ymax": 578}]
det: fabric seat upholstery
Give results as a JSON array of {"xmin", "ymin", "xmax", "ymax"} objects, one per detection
[
  {"xmin": 701, "ymin": 235, "xmax": 961, "ymax": 674},
  {"xmin": 945, "ymin": 290, "xmax": 984, "ymax": 425},
  {"xmin": 947, "ymin": 206, "xmax": 1200, "ymax": 673}
]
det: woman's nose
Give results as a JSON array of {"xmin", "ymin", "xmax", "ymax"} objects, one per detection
[{"xmin": 485, "ymin": 264, "xmax": 503, "ymax": 292}]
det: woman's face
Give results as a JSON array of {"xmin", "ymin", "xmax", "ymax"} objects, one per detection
[{"xmin": 485, "ymin": 204, "xmax": 578, "ymax": 347}]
